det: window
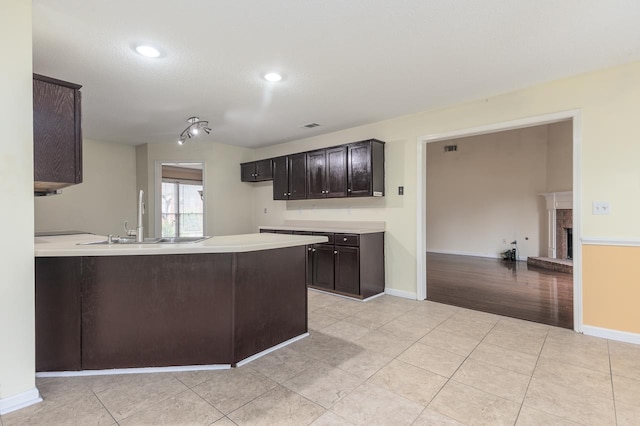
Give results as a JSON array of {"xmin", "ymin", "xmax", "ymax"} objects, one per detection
[{"xmin": 161, "ymin": 180, "xmax": 203, "ymax": 237}]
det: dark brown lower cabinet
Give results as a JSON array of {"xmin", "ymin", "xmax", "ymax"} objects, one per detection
[
  {"xmin": 334, "ymin": 246, "xmax": 360, "ymax": 295},
  {"xmin": 35, "ymin": 246, "xmax": 307, "ymax": 371},
  {"xmin": 289, "ymin": 230, "xmax": 384, "ymax": 299},
  {"xmin": 311, "ymin": 244, "xmax": 335, "ymax": 290}
]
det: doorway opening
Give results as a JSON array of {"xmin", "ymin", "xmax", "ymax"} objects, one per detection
[
  {"xmin": 159, "ymin": 163, "xmax": 205, "ymax": 238},
  {"xmin": 416, "ymin": 110, "xmax": 582, "ymax": 331}
]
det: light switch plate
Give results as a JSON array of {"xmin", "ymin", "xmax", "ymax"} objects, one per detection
[{"xmin": 592, "ymin": 201, "xmax": 611, "ymax": 215}]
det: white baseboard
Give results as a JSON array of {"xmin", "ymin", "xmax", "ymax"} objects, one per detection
[
  {"xmin": 0, "ymin": 387, "xmax": 42, "ymax": 415},
  {"xmin": 427, "ymin": 249, "xmax": 527, "ymax": 261},
  {"xmin": 582, "ymin": 325, "xmax": 640, "ymax": 345},
  {"xmin": 385, "ymin": 288, "xmax": 417, "ymax": 300},
  {"xmin": 36, "ymin": 363, "xmax": 230, "ymax": 378},
  {"xmin": 236, "ymin": 333, "xmax": 309, "ymax": 367}
]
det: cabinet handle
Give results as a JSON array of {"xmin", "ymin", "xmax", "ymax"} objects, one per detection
[{"xmin": 334, "ymin": 250, "xmax": 338, "ymax": 254}]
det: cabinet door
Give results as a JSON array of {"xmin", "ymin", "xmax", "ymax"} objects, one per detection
[
  {"xmin": 288, "ymin": 153, "xmax": 307, "ymax": 200},
  {"xmin": 254, "ymin": 159, "xmax": 273, "ymax": 181},
  {"xmin": 33, "ymin": 77, "xmax": 82, "ymax": 186},
  {"xmin": 272, "ymin": 156, "xmax": 289, "ymax": 200},
  {"xmin": 306, "ymin": 149, "xmax": 327, "ymax": 199},
  {"xmin": 326, "ymin": 146, "xmax": 348, "ymax": 198},
  {"xmin": 313, "ymin": 244, "xmax": 335, "ymax": 290},
  {"xmin": 241, "ymin": 163, "xmax": 256, "ymax": 182},
  {"xmin": 334, "ymin": 246, "xmax": 360, "ymax": 295},
  {"xmin": 347, "ymin": 142, "xmax": 372, "ymax": 197}
]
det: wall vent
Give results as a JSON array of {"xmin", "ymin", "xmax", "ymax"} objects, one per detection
[
  {"xmin": 302, "ymin": 122, "xmax": 320, "ymax": 128},
  {"xmin": 444, "ymin": 145, "xmax": 458, "ymax": 152}
]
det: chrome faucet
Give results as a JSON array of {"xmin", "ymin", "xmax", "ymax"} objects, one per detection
[{"xmin": 124, "ymin": 189, "xmax": 145, "ymax": 243}]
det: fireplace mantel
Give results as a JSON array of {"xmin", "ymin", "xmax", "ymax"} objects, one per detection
[{"xmin": 541, "ymin": 191, "xmax": 573, "ymax": 258}]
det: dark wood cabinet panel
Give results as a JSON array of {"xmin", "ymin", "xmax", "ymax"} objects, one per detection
[
  {"xmin": 234, "ymin": 247, "xmax": 307, "ymax": 362},
  {"xmin": 35, "ymin": 257, "xmax": 82, "ymax": 371},
  {"xmin": 306, "ymin": 149, "xmax": 327, "ymax": 199},
  {"xmin": 288, "ymin": 153, "xmax": 307, "ymax": 200},
  {"xmin": 312, "ymin": 244, "xmax": 335, "ymax": 290},
  {"xmin": 273, "ymin": 156, "xmax": 289, "ymax": 200},
  {"xmin": 326, "ymin": 146, "xmax": 348, "ymax": 198},
  {"xmin": 241, "ymin": 163, "xmax": 256, "ymax": 181},
  {"xmin": 335, "ymin": 246, "xmax": 360, "ymax": 295},
  {"xmin": 33, "ymin": 74, "xmax": 82, "ymax": 194},
  {"xmin": 82, "ymin": 254, "xmax": 233, "ymax": 369},
  {"xmin": 347, "ymin": 140, "xmax": 385, "ymax": 197},
  {"xmin": 240, "ymin": 159, "xmax": 273, "ymax": 182}
]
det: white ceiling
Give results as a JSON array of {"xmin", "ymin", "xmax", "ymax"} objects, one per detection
[{"xmin": 32, "ymin": 0, "xmax": 640, "ymax": 148}]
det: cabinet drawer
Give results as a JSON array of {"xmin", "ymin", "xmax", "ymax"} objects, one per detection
[
  {"xmin": 335, "ymin": 234, "xmax": 359, "ymax": 246},
  {"xmin": 312, "ymin": 232, "xmax": 334, "ymax": 245}
]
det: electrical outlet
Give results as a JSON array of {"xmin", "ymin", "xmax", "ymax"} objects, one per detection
[
  {"xmin": 592, "ymin": 201, "xmax": 611, "ymax": 215},
  {"xmin": 263, "ymin": 208, "xmax": 267, "ymax": 214}
]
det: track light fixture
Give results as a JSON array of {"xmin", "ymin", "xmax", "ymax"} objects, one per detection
[{"xmin": 177, "ymin": 117, "xmax": 212, "ymax": 145}]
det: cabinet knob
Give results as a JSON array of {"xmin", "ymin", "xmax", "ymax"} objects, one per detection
[
  {"xmin": 312, "ymin": 248, "xmax": 316, "ymax": 252},
  {"xmin": 343, "ymin": 237, "xmax": 347, "ymax": 241},
  {"xmin": 347, "ymin": 188, "xmax": 351, "ymax": 192},
  {"xmin": 288, "ymin": 192, "xmax": 291, "ymax": 196},
  {"xmin": 308, "ymin": 247, "xmax": 312, "ymax": 251},
  {"xmin": 283, "ymin": 192, "xmax": 287, "ymax": 196},
  {"xmin": 334, "ymin": 250, "xmax": 338, "ymax": 254}
]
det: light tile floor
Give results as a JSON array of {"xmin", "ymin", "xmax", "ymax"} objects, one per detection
[{"xmin": 3, "ymin": 290, "xmax": 640, "ymax": 425}]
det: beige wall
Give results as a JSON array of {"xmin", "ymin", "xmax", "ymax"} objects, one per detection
[
  {"xmin": 137, "ymin": 139, "xmax": 256, "ymax": 238},
  {"xmin": 252, "ymin": 60, "xmax": 640, "ymax": 335},
  {"xmin": 547, "ymin": 120, "xmax": 573, "ymax": 192},
  {"xmin": 35, "ymin": 139, "xmax": 137, "ymax": 235},
  {"xmin": 0, "ymin": 0, "xmax": 36, "ymax": 404},
  {"xmin": 426, "ymin": 126, "xmax": 549, "ymax": 259}
]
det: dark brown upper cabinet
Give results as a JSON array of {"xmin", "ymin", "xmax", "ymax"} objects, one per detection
[
  {"xmin": 248, "ymin": 138, "xmax": 384, "ymax": 201},
  {"xmin": 240, "ymin": 159, "xmax": 273, "ymax": 182},
  {"xmin": 347, "ymin": 140, "xmax": 385, "ymax": 197},
  {"xmin": 33, "ymin": 74, "xmax": 83, "ymax": 195},
  {"xmin": 306, "ymin": 146, "xmax": 348, "ymax": 199},
  {"xmin": 273, "ymin": 154, "xmax": 307, "ymax": 200}
]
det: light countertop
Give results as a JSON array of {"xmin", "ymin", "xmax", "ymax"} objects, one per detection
[
  {"xmin": 35, "ymin": 233, "xmax": 328, "ymax": 257},
  {"xmin": 259, "ymin": 220, "xmax": 385, "ymax": 234}
]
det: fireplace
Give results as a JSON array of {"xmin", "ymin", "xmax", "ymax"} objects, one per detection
[
  {"xmin": 542, "ymin": 191, "xmax": 573, "ymax": 260},
  {"xmin": 556, "ymin": 209, "xmax": 573, "ymax": 260}
]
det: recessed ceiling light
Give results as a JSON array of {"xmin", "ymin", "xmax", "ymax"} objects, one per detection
[
  {"xmin": 135, "ymin": 45, "xmax": 161, "ymax": 58},
  {"xmin": 263, "ymin": 72, "xmax": 283, "ymax": 82}
]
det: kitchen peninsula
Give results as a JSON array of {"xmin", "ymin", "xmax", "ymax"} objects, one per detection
[{"xmin": 35, "ymin": 232, "xmax": 326, "ymax": 373}]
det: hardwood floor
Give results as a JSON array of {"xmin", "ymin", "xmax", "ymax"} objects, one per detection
[{"xmin": 427, "ymin": 252, "xmax": 573, "ymax": 329}]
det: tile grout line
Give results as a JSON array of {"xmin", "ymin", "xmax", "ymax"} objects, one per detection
[
  {"xmin": 513, "ymin": 326, "xmax": 550, "ymax": 425},
  {"xmin": 417, "ymin": 315, "xmax": 503, "ymax": 424},
  {"xmin": 89, "ymin": 386, "xmax": 119, "ymax": 426},
  {"xmin": 607, "ymin": 340, "xmax": 619, "ymax": 426}
]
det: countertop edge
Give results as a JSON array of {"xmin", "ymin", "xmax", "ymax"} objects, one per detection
[{"xmin": 35, "ymin": 234, "xmax": 328, "ymax": 257}]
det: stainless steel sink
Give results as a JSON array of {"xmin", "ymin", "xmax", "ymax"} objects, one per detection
[
  {"xmin": 78, "ymin": 236, "xmax": 211, "ymax": 245},
  {"xmin": 156, "ymin": 237, "xmax": 210, "ymax": 243}
]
